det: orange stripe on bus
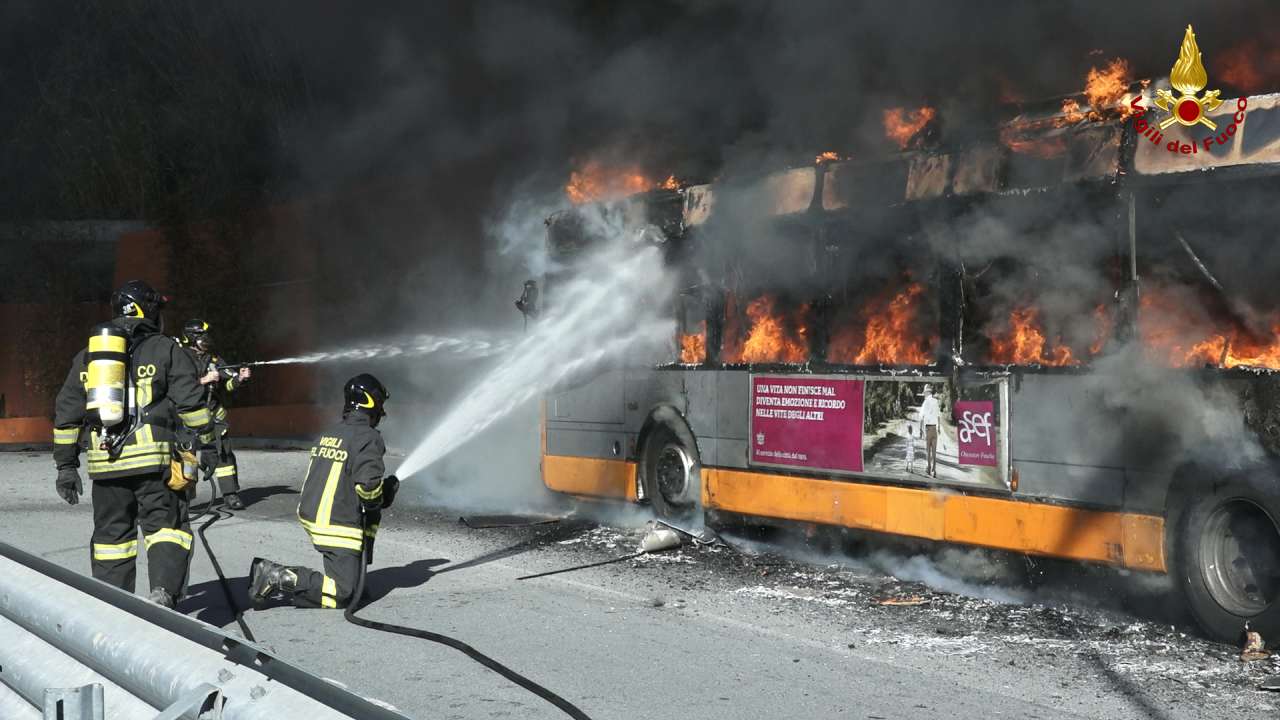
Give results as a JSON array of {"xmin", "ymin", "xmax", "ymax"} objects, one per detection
[
  {"xmin": 543, "ymin": 455, "xmax": 637, "ymax": 501},
  {"xmin": 702, "ymin": 468, "xmax": 1165, "ymax": 572}
]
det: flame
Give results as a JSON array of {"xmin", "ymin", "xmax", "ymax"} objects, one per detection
[
  {"xmin": 988, "ymin": 307, "xmax": 1078, "ymax": 366},
  {"xmin": 1139, "ymin": 288, "xmax": 1280, "ymax": 369},
  {"xmin": 565, "ymin": 162, "xmax": 679, "ymax": 204},
  {"xmin": 723, "ymin": 294, "xmax": 808, "ymax": 364},
  {"xmin": 828, "ymin": 283, "xmax": 935, "ymax": 365},
  {"xmin": 882, "ymin": 106, "xmax": 937, "ymax": 150},
  {"xmin": 680, "ymin": 321, "xmax": 707, "ymax": 364},
  {"xmin": 816, "ymin": 151, "xmax": 841, "ymax": 164},
  {"xmin": 999, "ymin": 125, "xmax": 1068, "ymax": 158},
  {"xmin": 1084, "ymin": 58, "xmax": 1132, "ymax": 115},
  {"xmin": 1089, "ymin": 303, "xmax": 1113, "ymax": 356},
  {"xmin": 1219, "ymin": 39, "xmax": 1280, "ymax": 93},
  {"xmin": 1060, "ymin": 98, "xmax": 1086, "ymax": 124}
]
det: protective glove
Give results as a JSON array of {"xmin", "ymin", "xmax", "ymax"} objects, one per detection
[
  {"xmin": 381, "ymin": 475, "xmax": 400, "ymax": 509},
  {"xmin": 56, "ymin": 467, "xmax": 83, "ymax": 505},
  {"xmin": 200, "ymin": 448, "xmax": 219, "ymax": 473}
]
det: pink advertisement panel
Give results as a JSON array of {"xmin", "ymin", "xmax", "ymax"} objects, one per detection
[
  {"xmin": 751, "ymin": 376, "xmax": 864, "ymax": 473},
  {"xmin": 955, "ymin": 400, "xmax": 997, "ymax": 467}
]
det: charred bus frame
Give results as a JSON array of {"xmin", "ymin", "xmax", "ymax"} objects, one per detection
[{"xmin": 541, "ymin": 93, "xmax": 1280, "ymax": 643}]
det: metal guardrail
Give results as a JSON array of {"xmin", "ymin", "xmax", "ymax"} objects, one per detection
[{"xmin": 0, "ymin": 541, "xmax": 409, "ymax": 720}]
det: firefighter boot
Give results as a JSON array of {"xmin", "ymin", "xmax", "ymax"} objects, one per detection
[
  {"xmin": 224, "ymin": 492, "xmax": 245, "ymax": 510},
  {"xmin": 148, "ymin": 587, "xmax": 175, "ymax": 609},
  {"xmin": 248, "ymin": 557, "xmax": 297, "ymax": 609}
]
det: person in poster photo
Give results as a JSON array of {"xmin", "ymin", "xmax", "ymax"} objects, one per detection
[{"xmin": 920, "ymin": 385, "xmax": 940, "ymax": 477}]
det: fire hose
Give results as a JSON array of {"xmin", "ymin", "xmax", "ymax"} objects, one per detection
[
  {"xmin": 343, "ymin": 513, "xmax": 595, "ymax": 720},
  {"xmin": 193, "ymin": 478, "xmax": 596, "ymax": 720}
]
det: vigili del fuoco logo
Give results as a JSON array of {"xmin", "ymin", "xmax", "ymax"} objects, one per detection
[{"xmin": 1130, "ymin": 24, "xmax": 1248, "ymax": 155}]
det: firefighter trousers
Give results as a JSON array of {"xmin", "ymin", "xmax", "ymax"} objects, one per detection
[
  {"xmin": 90, "ymin": 473, "xmax": 192, "ymax": 596},
  {"xmin": 287, "ymin": 547, "xmax": 364, "ymax": 609},
  {"xmin": 200, "ymin": 424, "xmax": 240, "ymax": 495}
]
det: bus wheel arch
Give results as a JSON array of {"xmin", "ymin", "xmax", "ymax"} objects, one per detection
[
  {"xmin": 637, "ymin": 406, "xmax": 702, "ymax": 521},
  {"xmin": 1167, "ymin": 463, "xmax": 1280, "ymax": 643}
]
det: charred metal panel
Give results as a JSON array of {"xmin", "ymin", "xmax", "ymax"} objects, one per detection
[
  {"xmin": 755, "ymin": 167, "xmax": 817, "ymax": 216},
  {"xmin": 1134, "ymin": 93, "xmax": 1280, "ymax": 175},
  {"xmin": 1004, "ymin": 147, "xmax": 1069, "ymax": 190},
  {"xmin": 822, "ymin": 159, "xmax": 909, "ymax": 211},
  {"xmin": 1009, "ymin": 375, "xmax": 1126, "ymax": 509},
  {"xmin": 621, "ymin": 190, "xmax": 685, "ymax": 240},
  {"xmin": 1064, "ymin": 125, "xmax": 1121, "ymax": 181},
  {"xmin": 952, "ymin": 146, "xmax": 1004, "ymax": 196},
  {"xmin": 905, "ymin": 153, "xmax": 951, "ymax": 200},
  {"xmin": 683, "ymin": 184, "xmax": 715, "ymax": 227}
]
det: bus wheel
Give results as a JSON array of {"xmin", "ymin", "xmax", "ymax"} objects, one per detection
[
  {"xmin": 1174, "ymin": 474, "xmax": 1280, "ymax": 643},
  {"xmin": 640, "ymin": 415, "xmax": 701, "ymax": 521}
]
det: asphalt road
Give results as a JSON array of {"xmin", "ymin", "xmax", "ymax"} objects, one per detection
[{"xmin": 1, "ymin": 449, "xmax": 1276, "ymax": 720}]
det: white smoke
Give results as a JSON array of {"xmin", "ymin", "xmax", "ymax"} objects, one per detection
[{"xmin": 397, "ymin": 207, "xmax": 676, "ymax": 480}]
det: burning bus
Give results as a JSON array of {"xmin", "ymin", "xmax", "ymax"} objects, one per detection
[{"xmin": 539, "ymin": 87, "xmax": 1280, "ymax": 643}]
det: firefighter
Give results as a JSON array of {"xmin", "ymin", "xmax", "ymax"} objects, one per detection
[
  {"xmin": 52, "ymin": 280, "xmax": 214, "ymax": 608},
  {"xmin": 178, "ymin": 319, "xmax": 252, "ymax": 510},
  {"xmin": 248, "ymin": 373, "xmax": 399, "ymax": 609}
]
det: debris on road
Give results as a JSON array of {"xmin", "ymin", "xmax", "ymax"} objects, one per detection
[{"xmin": 1241, "ymin": 630, "xmax": 1270, "ymax": 662}]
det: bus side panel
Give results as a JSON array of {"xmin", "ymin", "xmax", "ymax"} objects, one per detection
[
  {"xmin": 1010, "ymin": 374, "xmax": 1128, "ymax": 510},
  {"xmin": 714, "ymin": 371, "xmax": 750, "ymax": 469},
  {"xmin": 545, "ymin": 369, "xmax": 632, "ymax": 499},
  {"xmin": 681, "ymin": 370, "xmax": 718, "ymax": 466}
]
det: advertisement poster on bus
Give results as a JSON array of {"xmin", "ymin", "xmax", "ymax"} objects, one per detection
[
  {"xmin": 859, "ymin": 379, "xmax": 1003, "ymax": 488},
  {"xmin": 750, "ymin": 375, "xmax": 864, "ymax": 473},
  {"xmin": 750, "ymin": 374, "xmax": 1005, "ymax": 489}
]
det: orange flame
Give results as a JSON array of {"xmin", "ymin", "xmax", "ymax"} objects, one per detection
[
  {"xmin": 1060, "ymin": 98, "xmax": 1086, "ymax": 124},
  {"xmin": 988, "ymin": 307, "xmax": 1078, "ymax": 366},
  {"xmin": 816, "ymin": 151, "xmax": 841, "ymax": 164},
  {"xmin": 999, "ymin": 125, "xmax": 1068, "ymax": 158},
  {"xmin": 1084, "ymin": 58, "xmax": 1132, "ymax": 116},
  {"xmin": 565, "ymin": 162, "xmax": 679, "ymax": 204},
  {"xmin": 723, "ymin": 294, "xmax": 808, "ymax": 364},
  {"xmin": 828, "ymin": 283, "xmax": 935, "ymax": 365},
  {"xmin": 882, "ymin": 106, "xmax": 937, "ymax": 150},
  {"xmin": 1089, "ymin": 303, "xmax": 1114, "ymax": 356},
  {"xmin": 1219, "ymin": 39, "xmax": 1280, "ymax": 93},
  {"xmin": 680, "ymin": 321, "xmax": 707, "ymax": 364},
  {"xmin": 1139, "ymin": 288, "xmax": 1280, "ymax": 369}
]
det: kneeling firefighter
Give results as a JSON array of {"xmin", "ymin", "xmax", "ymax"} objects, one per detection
[
  {"xmin": 52, "ymin": 280, "xmax": 214, "ymax": 608},
  {"xmin": 179, "ymin": 319, "xmax": 251, "ymax": 510},
  {"xmin": 249, "ymin": 373, "xmax": 399, "ymax": 609}
]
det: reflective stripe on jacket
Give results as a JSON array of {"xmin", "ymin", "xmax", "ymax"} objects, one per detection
[{"xmin": 296, "ymin": 413, "xmax": 385, "ymax": 550}]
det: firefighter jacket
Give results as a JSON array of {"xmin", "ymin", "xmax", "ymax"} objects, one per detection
[
  {"xmin": 53, "ymin": 317, "xmax": 214, "ymax": 480},
  {"xmin": 297, "ymin": 412, "xmax": 386, "ymax": 552},
  {"xmin": 184, "ymin": 348, "xmax": 244, "ymax": 424}
]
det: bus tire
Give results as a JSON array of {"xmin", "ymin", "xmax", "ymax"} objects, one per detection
[
  {"xmin": 639, "ymin": 409, "xmax": 702, "ymax": 522},
  {"xmin": 1171, "ymin": 469, "xmax": 1280, "ymax": 644}
]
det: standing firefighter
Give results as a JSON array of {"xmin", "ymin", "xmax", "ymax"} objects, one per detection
[
  {"xmin": 249, "ymin": 374, "xmax": 399, "ymax": 609},
  {"xmin": 179, "ymin": 319, "xmax": 252, "ymax": 510},
  {"xmin": 52, "ymin": 280, "xmax": 214, "ymax": 608}
]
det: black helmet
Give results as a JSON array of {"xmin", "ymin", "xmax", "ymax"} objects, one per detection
[
  {"xmin": 344, "ymin": 373, "xmax": 389, "ymax": 425},
  {"xmin": 111, "ymin": 280, "xmax": 168, "ymax": 320},
  {"xmin": 180, "ymin": 318, "xmax": 213, "ymax": 352}
]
